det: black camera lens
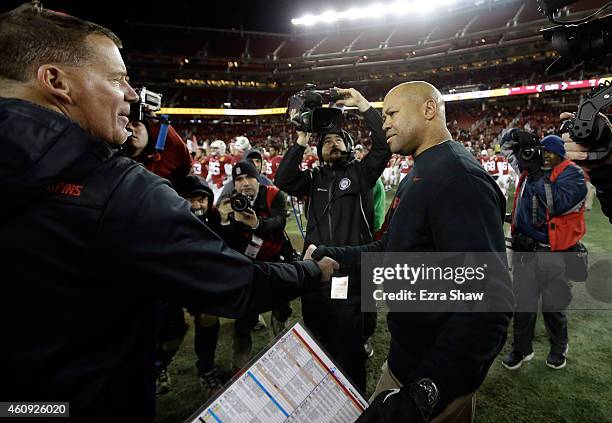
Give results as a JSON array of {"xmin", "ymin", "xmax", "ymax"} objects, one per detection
[
  {"xmin": 230, "ymin": 193, "xmax": 250, "ymax": 212},
  {"xmin": 521, "ymin": 148, "xmax": 536, "ymax": 161}
]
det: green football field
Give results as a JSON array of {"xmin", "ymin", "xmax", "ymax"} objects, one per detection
[{"xmin": 154, "ymin": 189, "xmax": 612, "ymax": 423}]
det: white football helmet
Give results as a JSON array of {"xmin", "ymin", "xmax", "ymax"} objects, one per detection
[
  {"xmin": 210, "ymin": 140, "xmax": 226, "ymax": 156},
  {"xmin": 234, "ymin": 136, "xmax": 251, "ymax": 153}
]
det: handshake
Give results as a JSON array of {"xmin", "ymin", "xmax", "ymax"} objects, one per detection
[{"xmin": 303, "ymin": 244, "xmax": 340, "ymax": 282}]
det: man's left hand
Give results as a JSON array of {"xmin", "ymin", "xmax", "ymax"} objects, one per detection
[
  {"xmin": 560, "ymin": 112, "xmax": 612, "ymax": 170},
  {"xmin": 234, "ymin": 208, "xmax": 259, "ymax": 229},
  {"xmin": 334, "ymin": 87, "xmax": 371, "ymax": 112}
]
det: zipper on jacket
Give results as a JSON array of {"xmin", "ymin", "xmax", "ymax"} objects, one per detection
[{"xmin": 328, "ymin": 171, "xmax": 335, "ymax": 245}]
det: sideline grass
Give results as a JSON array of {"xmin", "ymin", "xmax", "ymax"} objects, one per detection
[{"xmin": 155, "ymin": 190, "xmax": 612, "ymax": 423}]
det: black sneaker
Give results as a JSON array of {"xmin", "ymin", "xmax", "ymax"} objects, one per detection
[
  {"xmin": 546, "ymin": 345, "xmax": 568, "ymax": 370},
  {"xmin": 199, "ymin": 367, "xmax": 223, "ymax": 396},
  {"xmin": 501, "ymin": 350, "xmax": 534, "ymax": 370},
  {"xmin": 364, "ymin": 341, "xmax": 374, "ymax": 359}
]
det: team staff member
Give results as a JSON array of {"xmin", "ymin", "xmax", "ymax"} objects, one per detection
[
  {"xmin": 275, "ymin": 88, "xmax": 391, "ymax": 392},
  {"xmin": 312, "ymin": 82, "xmax": 513, "ymax": 423},
  {"xmin": 0, "ymin": 4, "xmax": 337, "ymax": 422}
]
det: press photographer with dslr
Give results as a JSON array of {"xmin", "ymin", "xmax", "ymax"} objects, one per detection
[
  {"xmin": 500, "ymin": 129, "xmax": 587, "ymax": 370},
  {"xmin": 275, "ymin": 86, "xmax": 391, "ymax": 392},
  {"xmin": 217, "ymin": 161, "xmax": 295, "ymax": 369}
]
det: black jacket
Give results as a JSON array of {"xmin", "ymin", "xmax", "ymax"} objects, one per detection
[
  {"xmin": 319, "ymin": 141, "xmax": 513, "ymax": 417},
  {"xmin": 0, "ymin": 98, "xmax": 321, "ymax": 422},
  {"xmin": 217, "ymin": 184, "xmax": 290, "ymax": 261}
]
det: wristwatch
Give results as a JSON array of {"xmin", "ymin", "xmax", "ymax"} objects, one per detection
[
  {"xmin": 416, "ymin": 378, "xmax": 439, "ymax": 408},
  {"xmin": 408, "ymin": 378, "xmax": 439, "ymax": 422}
]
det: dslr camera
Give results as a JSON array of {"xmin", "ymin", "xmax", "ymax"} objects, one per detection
[
  {"xmin": 230, "ymin": 193, "xmax": 252, "ymax": 213},
  {"xmin": 287, "ymin": 84, "xmax": 343, "ymax": 133},
  {"xmin": 129, "ymin": 87, "xmax": 163, "ymax": 122}
]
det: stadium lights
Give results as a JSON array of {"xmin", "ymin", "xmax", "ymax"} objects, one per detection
[{"xmin": 291, "ymin": 0, "xmax": 457, "ymax": 26}]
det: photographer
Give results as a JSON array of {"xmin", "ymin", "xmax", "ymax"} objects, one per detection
[
  {"xmin": 216, "ymin": 148, "xmax": 273, "ymax": 204},
  {"xmin": 501, "ymin": 130, "xmax": 587, "ymax": 371},
  {"xmin": 275, "ymin": 87, "xmax": 391, "ymax": 392},
  {"xmin": 0, "ymin": 4, "xmax": 338, "ymax": 421},
  {"xmin": 216, "ymin": 161, "xmax": 295, "ymax": 369}
]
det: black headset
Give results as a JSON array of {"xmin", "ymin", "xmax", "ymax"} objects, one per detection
[{"xmin": 316, "ymin": 130, "xmax": 355, "ymax": 164}]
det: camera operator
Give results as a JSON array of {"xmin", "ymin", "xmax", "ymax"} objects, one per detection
[
  {"xmin": 501, "ymin": 130, "xmax": 587, "ymax": 370},
  {"xmin": 216, "ymin": 161, "xmax": 295, "ymax": 369},
  {"xmin": 560, "ymin": 112, "xmax": 612, "ymax": 222},
  {"xmin": 275, "ymin": 87, "xmax": 391, "ymax": 392},
  {"xmin": 0, "ymin": 4, "xmax": 339, "ymax": 421},
  {"xmin": 122, "ymin": 109, "xmax": 192, "ymax": 186}
]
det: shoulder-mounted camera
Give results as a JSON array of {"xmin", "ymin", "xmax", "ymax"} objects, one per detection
[
  {"xmin": 129, "ymin": 87, "xmax": 163, "ymax": 122},
  {"xmin": 287, "ymin": 84, "xmax": 343, "ymax": 133},
  {"xmin": 560, "ymin": 80, "xmax": 612, "ymax": 161}
]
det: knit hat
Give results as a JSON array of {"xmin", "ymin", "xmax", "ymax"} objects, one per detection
[
  {"xmin": 244, "ymin": 149, "xmax": 263, "ymax": 162},
  {"xmin": 232, "ymin": 160, "xmax": 259, "ymax": 181},
  {"xmin": 541, "ymin": 135, "xmax": 566, "ymax": 158},
  {"xmin": 175, "ymin": 175, "xmax": 213, "ymax": 202}
]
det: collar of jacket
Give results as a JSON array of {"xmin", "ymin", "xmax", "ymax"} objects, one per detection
[{"xmin": 0, "ymin": 97, "xmax": 117, "ymax": 218}]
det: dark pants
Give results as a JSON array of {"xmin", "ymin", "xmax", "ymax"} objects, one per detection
[
  {"xmin": 302, "ymin": 295, "xmax": 366, "ymax": 392},
  {"xmin": 153, "ymin": 302, "xmax": 188, "ymax": 374},
  {"xmin": 511, "ymin": 248, "xmax": 571, "ymax": 355},
  {"xmin": 194, "ymin": 315, "xmax": 220, "ymax": 375}
]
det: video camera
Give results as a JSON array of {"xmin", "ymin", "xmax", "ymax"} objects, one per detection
[
  {"xmin": 129, "ymin": 87, "xmax": 163, "ymax": 122},
  {"xmin": 537, "ymin": 0, "xmax": 611, "ymax": 75},
  {"xmin": 287, "ymin": 84, "xmax": 343, "ymax": 133},
  {"xmin": 537, "ymin": 1, "xmax": 612, "ymax": 162},
  {"xmin": 502, "ymin": 129, "xmax": 544, "ymax": 166},
  {"xmin": 559, "ymin": 80, "xmax": 612, "ymax": 161}
]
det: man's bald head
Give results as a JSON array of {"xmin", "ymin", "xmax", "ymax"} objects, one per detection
[
  {"xmin": 384, "ymin": 81, "xmax": 446, "ymax": 121},
  {"xmin": 382, "ymin": 81, "xmax": 451, "ymax": 156}
]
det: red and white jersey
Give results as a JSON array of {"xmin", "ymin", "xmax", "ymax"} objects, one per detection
[
  {"xmin": 192, "ymin": 158, "xmax": 207, "ymax": 178},
  {"xmin": 204, "ymin": 154, "xmax": 232, "ymax": 188},
  {"xmin": 480, "ymin": 157, "xmax": 498, "ymax": 176},
  {"xmin": 400, "ymin": 157, "xmax": 413, "ymax": 174},
  {"xmin": 267, "ymin": 155, "xmax": 283, "ymax": 180},
  {"xmin": 495, "ymin": 155, "xmax": 511, "ymax": 175},
  {"xmin": 301, "ymin": 154, "xmax": 318, "ymax": 171}
]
